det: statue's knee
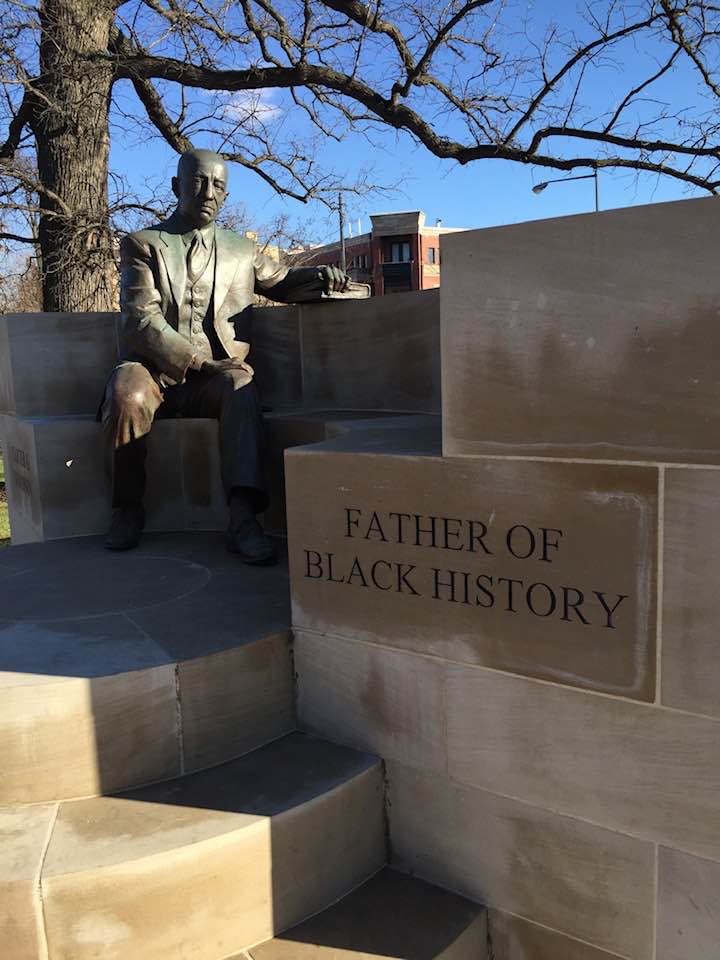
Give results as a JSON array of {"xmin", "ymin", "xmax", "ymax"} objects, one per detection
[{"xmin": 109, "ymin": 377, "xmax": 157, "ymax": 432}]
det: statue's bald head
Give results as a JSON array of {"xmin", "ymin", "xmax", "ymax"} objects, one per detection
[
  {"xmin": 172, "ymin": 148, "xmax": 229, "ymax": 228},
  {"xmin": 176, "ymin": 148, "xmax": 227, "ymax": 179}
]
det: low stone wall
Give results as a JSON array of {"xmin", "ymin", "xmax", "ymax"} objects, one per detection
[
  {"xmin": 0, "ymin": 288, "xmax": 440, "ymax": 418},
  {"xmin": 287, "ymin": 197, "xmax": 720, "ymax": 960},
  {"xmin": 251, "ymin": 288, "xmax": 441, "ymax": 413},
  {"xmin": 441, "ymin": 195, "xmax": 720, "ymax": 463}
]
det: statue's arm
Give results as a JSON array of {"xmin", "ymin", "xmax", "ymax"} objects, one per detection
[
  {"xmin": 252, "ymin": 247, "xmax": 346, "ymax": 303},
  {"xmin": 120, "ymin": 234, "xmax": 198, "ymax": 382}
]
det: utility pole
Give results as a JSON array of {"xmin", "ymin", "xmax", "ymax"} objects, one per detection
[
  {"xmin": 338, "ymin": 192, "xmax": 346, "ymax": 272},
  {"xmin": 593, "ymin": 169, "xmax": 599, "ymax": 213}
]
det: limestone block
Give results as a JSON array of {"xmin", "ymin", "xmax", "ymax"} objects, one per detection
[
  {"xmin": 0, "ymin": 804, "xmax": 57, "ymax": 960},
  {"xmin": 286, "ymin": 442, "xmax": 657, "ymax": 699},
  {"xmin": 249, "ymin": 304, "xmax": 303, "ymax": 409},
  {"xmin": 441, "ymin": 196, "xmax": 720, "ymax": 463},
  {"xmin": 0, "ymin": 663, "xmax": 180, "ymax": 803},
  {"xmin": 300, "ymin": 289, "xmax": 440, "ymax": 412},
  {"xmin": 657, "ymin": 847, "xmax": 720, "ymax": 960},
  {"xmin": 662, "ymin": 467, "xmax": 720, "ymax": 718},
  {"xmin": 295, "ymin": 629, "xmax": 446, "ymax": 774},
  {"xmin": 40, "ymin": 735, "xmax": 385, "ymax": 960},
  {"xmin": 263, "ymin": 413, "xmax": 329, "ymax": 536},
  {"xmin": 179, "ymin": 632, "xmax": 294, "ymax": 771},
  {"xmin": 446, "ymin": 663, "xmax": 720, "ymax": 860},
  {"xmin": 180, "ymin": 416, "xmax": 227, "ymax": 530},
  {"xmin": 143, "ymin": 414, "xmax": 186, "ymax": 532},
  {"xmin": 248, "ymin": 868, "xmax": 488, "ymax": 959},
  {"xmin": 388, "ymin": 762, "xmax": 654, "ymax": 960},
  {"xmin": 488, "ymin": 911, "xmax": 627, "ymax": 960},
  {"xmin": 0, "ymin": 414, "xmax": 43, "ymax": 543},
  {"xmin": 0, "ymin": 312, "xmax": 118, "ymax": 416},
  {"xmin": 0, "ymin": 414, "xmax": 226, "ymax": 543}
]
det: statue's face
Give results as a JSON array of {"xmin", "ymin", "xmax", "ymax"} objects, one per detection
[{"xmin": 173, "ymin": 155, "xmax": 228, "ymax": 228}]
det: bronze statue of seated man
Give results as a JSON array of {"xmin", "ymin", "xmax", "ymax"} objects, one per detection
[{"xmin": 100, "ymin": 148, "xmax": 352, "ymax": 564}]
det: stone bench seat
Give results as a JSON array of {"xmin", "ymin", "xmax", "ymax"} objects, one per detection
[{"xmin": 0, "ymin": 409, "xmax": 436, "ymax": 543}]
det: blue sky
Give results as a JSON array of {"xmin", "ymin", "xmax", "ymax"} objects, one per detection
[{"xmin": 106, "ymin": 0, "xmax": 716, "ymax": 245}]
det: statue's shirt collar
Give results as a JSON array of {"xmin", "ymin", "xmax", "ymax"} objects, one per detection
[{"xmin": 179, "ymin": 221, "xmax": 215, "ymax": 250}]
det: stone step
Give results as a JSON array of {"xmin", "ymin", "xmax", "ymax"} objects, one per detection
[
  {"xmin": 0, "ymin": 409, "xmax": 429, "ymax": 544},
  {"xmin": 4, "ymin": 733, "xmax": 386, "ymax": 960},
  {"xmin": 246, "ymin": 867, "xmax": 488, "ymax": 959},
  {"xmin": 0, "ymin": 532, "xmax": 293, "ymax": 802}
]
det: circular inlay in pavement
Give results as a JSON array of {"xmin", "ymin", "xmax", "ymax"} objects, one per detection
[{"xmin": 0, "ymin": 554, "xmax": 211, "ymax": 622}]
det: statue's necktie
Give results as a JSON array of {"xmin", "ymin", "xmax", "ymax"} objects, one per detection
[{"xmin": 187, "ymin": 231, "xmax": 207, "ymax": 282}]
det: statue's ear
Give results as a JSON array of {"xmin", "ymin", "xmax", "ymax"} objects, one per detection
[{"xmin": 171, "ymin": 176, "xmax": 180, "ymax": 199}]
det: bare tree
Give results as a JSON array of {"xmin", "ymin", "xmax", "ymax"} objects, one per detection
[{"xmin": 2, "ymin": 0, "xmax": 720, "ymax": 312}]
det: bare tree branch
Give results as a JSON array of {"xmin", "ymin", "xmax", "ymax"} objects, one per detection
[
  {"xmin": 504, "ymin": 10, "xmax": 664, "ymax": 144},
  {"xmin": 0, "ymin": 229, "xmax": 37, "ymax": 243},
  {"xmin": 108, "ymin": 48, "xmax": 720, "ymax": 190},
  {"xmin": 0, "ymin": 90, "xmax": 35, "ymax": 160},
  {"xmin": 110, "ymin": 27, "xmax": 194, "ymax": 151},
  {"xmin": 6, "ymin": 0, "xmax": 720, "ymax": 312}
]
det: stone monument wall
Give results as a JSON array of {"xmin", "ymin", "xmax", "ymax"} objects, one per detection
[
  {"xmin": 287, "ymin": 197, "xmax": 720, "ymax": 960},
  {"xmin": 252, "ymin": 288, "xmax": 440, "ymax": 413}
]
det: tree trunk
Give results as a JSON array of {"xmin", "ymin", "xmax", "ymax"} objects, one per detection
[{"xmin": 34, "ymin": 0, "xmax": 116, "ymax": 312}]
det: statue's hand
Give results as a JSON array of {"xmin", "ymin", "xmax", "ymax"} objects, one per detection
[
  {"xmin": 201, "ymin": 357, "xmax": 254, "ymax": 378},
  {"xmin": 318, "ymin": 264, "xmax": 350, "ymax": 294}
]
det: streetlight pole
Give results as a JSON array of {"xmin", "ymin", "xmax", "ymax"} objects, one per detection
[
  {"xmin": 338, "ymin": 192, "xmax": 347, "ymax": 272},
  {"xmin": 532, "ymin": 171, "xmax": 599, "ymax": 212}
]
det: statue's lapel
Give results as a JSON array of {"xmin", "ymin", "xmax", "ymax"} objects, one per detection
[
  {"xmin": 158, "ymin": 223, "xmax": 187, "ymax": 309},
  {"xmin": 214, "ymin": 229, "xmax": 241, "ymax": 318}
]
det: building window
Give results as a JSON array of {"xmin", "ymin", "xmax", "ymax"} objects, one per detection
[
  {"xmin": 389, "ymin": 241, "xmax": 411, "ymax": 263},
  {"xmin": 427, "ymin": 247, "xmax": 436, "ymax": 264}
]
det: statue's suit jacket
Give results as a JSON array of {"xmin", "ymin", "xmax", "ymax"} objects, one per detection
[{"xmin": 119, "ymin": 212, "xmax": 292, "ymax": 386}]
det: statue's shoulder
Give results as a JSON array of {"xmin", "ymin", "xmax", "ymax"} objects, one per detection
[
  {"xmin": 121, "ymin": 221, "xmax": 167, "ymax": 254},
  {"xmin": 133, "ymin": 218, "xmax": 173, "ymax": 242}
]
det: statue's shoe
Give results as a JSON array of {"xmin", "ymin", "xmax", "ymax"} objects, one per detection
[
  {"xmin": 226, "ymin": 519, "xmax": 277, "ymax": 566},
  {"xmin": 105, "ymin": 505, "xmax": 145, "ymax": 551}
]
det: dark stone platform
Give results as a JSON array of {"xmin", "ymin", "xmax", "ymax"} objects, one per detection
[{"xmin": 0, "ymin": 532, "xmax": 289, "ymax": 678}]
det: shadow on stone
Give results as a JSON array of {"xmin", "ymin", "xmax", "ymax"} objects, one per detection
[{"xmin": 249, "ymin": 867, "xmax": 487, "ymax": 959}]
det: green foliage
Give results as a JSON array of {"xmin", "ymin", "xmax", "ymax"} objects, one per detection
[{"xmin": 0, "ymin": 506, "xmax": 9, "ymax": 546}]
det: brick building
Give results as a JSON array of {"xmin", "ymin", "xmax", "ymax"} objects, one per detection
[{"xmin": 288, "ymin": 210, "xmax": 465, "ymax": 296}]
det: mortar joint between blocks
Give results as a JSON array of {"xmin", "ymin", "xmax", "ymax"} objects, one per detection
[
  {"xmin": 36, "ymin": 801, "xmax": 59, "ymax": 960},
  {"xmin": 288, "ymin": 627, "xmax": 299, "ymax": 729},
  {"xmin": 655, "ymin": 466, "xmax": 665, "ymax": 706},
  {"xmin": 174, "ymin": 661, "xmax": 186, "ymax": 776}
]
